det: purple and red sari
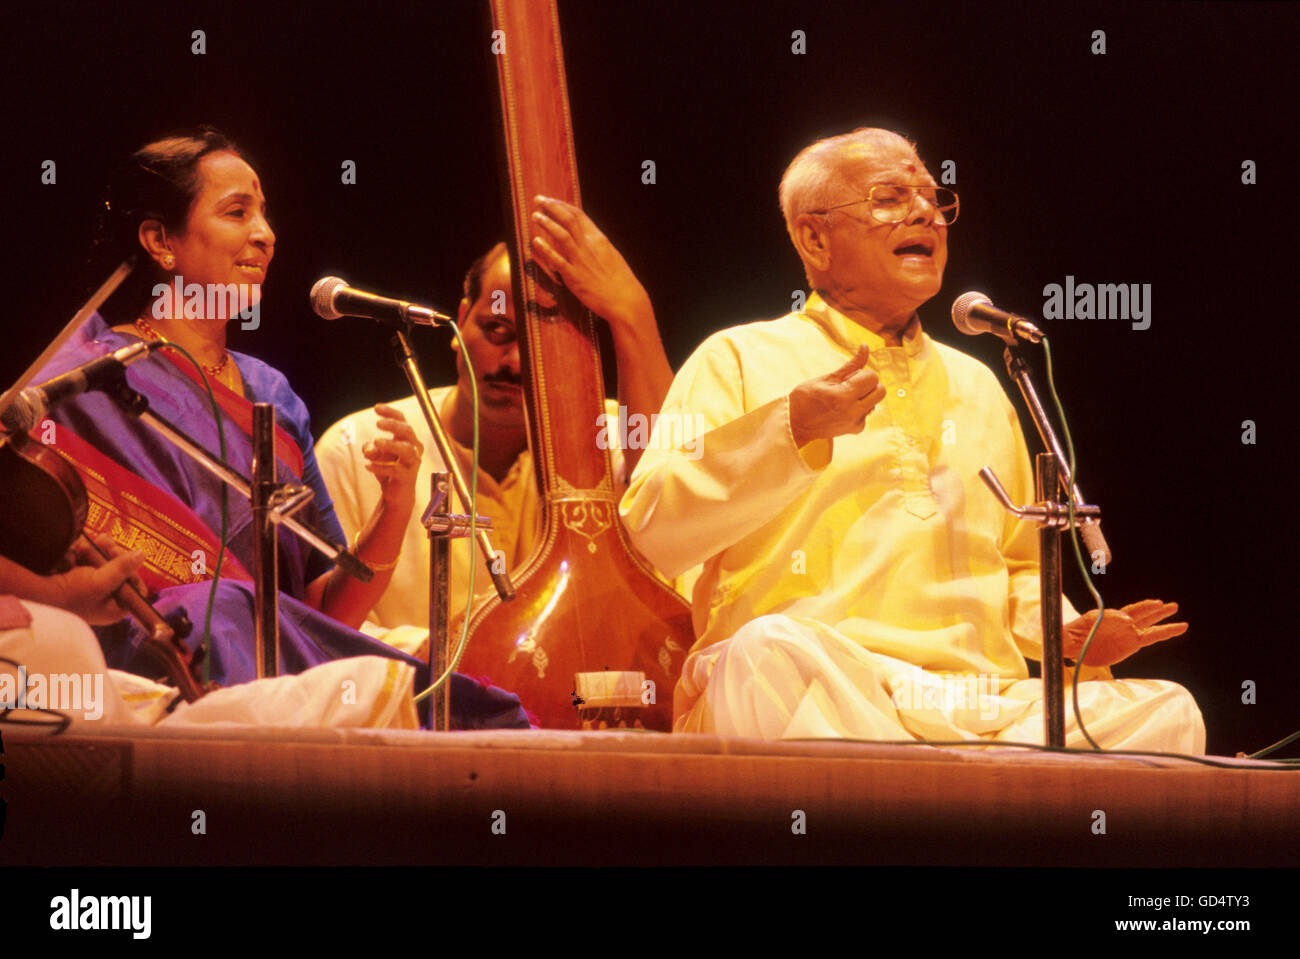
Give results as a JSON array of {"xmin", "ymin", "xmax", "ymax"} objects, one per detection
[{"xmin": 30, "ymin": 313, "xmax": 527, "ymax": 728}]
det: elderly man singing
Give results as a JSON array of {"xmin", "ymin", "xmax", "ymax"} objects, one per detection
[{"xmin": 620, "ymin": 128, "xmax": 1204, "ymax": 751}]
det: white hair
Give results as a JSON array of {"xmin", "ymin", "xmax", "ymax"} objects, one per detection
[{"xmin": 778, "ymin": 127, "xmax": 917, "ymax": 249}]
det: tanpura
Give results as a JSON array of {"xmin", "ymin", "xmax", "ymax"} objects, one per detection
[{"xmin": 455, "ymin": 0, "xmax": 694, "ymax": 730}]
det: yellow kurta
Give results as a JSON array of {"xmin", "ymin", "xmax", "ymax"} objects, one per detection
[
  {"xmin": 621, "ymin": 294, "xmax": 1203, "ymax": 751},
  {"xmin": 317, "ymin": 387, "xmax": 628, "ymax": 633}
]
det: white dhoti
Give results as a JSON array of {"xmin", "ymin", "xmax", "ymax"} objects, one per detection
[
  {"xmin": 1, "ymin": 600, "xmax": 418, "ymax": 730},
  {"xmin": 675, "ymin": 614, "xmax": 1205, "ymax": 754}
]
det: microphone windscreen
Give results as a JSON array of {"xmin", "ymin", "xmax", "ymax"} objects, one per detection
[
  {"xmin": 951, "ymin": 290, "xmax": 992, "ymax": 336},
  {"xmin": 0, "ymin": 390, "xmax": 37, "ymax": 434},
  {"xmin": 1079, "ymin": 520, "xmax": 1112, "ymax": 569},
  {"xmin": 310, "ymin": 276, "xmax": 348, "ymax": 320}
]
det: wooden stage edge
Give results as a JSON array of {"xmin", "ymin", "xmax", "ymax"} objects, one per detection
[{"xmin": 2, "ymin": 723, "xmax": 1296, "ymax": 866}]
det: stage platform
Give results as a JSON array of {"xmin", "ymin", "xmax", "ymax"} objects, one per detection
[{"xmin": 1, "ymin": 724, "xmax": 1296, "ymax": 866}]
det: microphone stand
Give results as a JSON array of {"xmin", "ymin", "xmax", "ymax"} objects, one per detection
[
  {"xmin": 422, "ymin": 470, "xmax": 495, "ymax": 731},
  {"xmin": 387, "ymin": 325, "xmax": 515, "ymax": 729},
  {"xmin": 1003, "ymin": 346, "xmax": 1111, "ymax": 567},
  {"xmin": 101, "ymin": 372, "xmax": 374, "ymax": 679},
  {"xmin": 388, "ymin": 326, "xmax": 515, "ymax": 603},
  {"xmin": 980, "ymin": 342, "xmax": 1104, "ymax": 748}
]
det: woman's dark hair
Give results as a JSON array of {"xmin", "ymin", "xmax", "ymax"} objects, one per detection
[{"xmin": 93, "ymin": 126, "xmax": 248, "ymax": 322}]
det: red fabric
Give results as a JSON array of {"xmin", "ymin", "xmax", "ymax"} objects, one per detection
[
  {"xmin": 161, "ymin": 350, "xmax": 304, "ymax": 478},
  {"xmin": 43, "ymin": 425, "xmax": 252, "ymax": 592}
]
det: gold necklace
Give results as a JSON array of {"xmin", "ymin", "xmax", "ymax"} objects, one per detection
[{"xmin": 134, "ymin": 317, "xmax": 231, "ymax": 378}]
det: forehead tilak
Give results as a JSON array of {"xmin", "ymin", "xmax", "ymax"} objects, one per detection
[{"xmin": 840, "ymin": 141, "xmax": 930, "ymax": 184}]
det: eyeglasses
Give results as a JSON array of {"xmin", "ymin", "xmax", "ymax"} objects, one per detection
[{"xmin": 808, "ymin": 184, "xmax": 960, "ymax": 226}]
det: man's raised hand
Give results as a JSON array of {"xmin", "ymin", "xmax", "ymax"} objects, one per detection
[
  {"xmin": 788, "ymin": 345, "xmax": 885, "ymax": 448},
  {"xmin": 361, "ymin": 403, "xmax": 424, "ymax": 509}
]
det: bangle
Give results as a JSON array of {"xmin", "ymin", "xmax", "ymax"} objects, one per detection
[{"xmin": 351, "ymin": 532, "xmax": 400, "ymax": 573}]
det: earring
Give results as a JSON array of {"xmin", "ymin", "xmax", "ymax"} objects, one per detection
[{"xmin": 161, "ymin": 253, "xmax": 175, "ymax": 270}]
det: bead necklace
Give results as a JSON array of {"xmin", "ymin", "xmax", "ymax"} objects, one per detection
[{"xmin": 134, "ymin": 316, "xmax": 231, "ymax": 378}]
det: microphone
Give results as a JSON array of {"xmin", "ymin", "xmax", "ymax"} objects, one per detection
[
  {"xmin": 311, "ymin": 276, "xmax": 452, "ymax": 328},
  {"xmin": 1, "ymin": 341, "xmax": 159, "ymax": 434},
  {"xmin": 952, "ymin": 292, "xmax": 1044, "ymax": 344},
  {"xmin": 961, "ymin": 293, "xmax": 1114, "ymax": 566}
]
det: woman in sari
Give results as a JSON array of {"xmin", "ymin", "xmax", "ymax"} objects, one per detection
[{"xmin": 27, "ymin": 128, "xmax": 525, "ymax": 727}]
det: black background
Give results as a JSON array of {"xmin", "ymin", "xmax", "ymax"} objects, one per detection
[{"xmin": 2, "ymin": 0, "xmax": 1295, "ymax": 757}]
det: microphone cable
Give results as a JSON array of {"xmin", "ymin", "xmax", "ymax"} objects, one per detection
[{"xmin": 411, "ymin": 317, "xmax": 482, "ymax": 708}]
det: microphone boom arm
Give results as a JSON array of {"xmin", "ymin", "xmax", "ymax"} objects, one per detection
[
  {"xmin": 1003, "ymin": 344, "xmax": 1112, "ymax": 567},
  {"xmin": 102, "ymin": 372, "xmax": 374, "ymax": 585},
  {"xmin": 389, "ymin": 325, "xmax": 515, "ymax": 602}
]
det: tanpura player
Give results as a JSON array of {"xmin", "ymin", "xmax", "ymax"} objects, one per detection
[{"xmin": 318, "ymin": 198, "xmax": 679, "ymax": 633}]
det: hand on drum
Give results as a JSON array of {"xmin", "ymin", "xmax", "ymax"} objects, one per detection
[{"xmin": 362, "ymin": 403, "xmax": 423, "ymax": 508}]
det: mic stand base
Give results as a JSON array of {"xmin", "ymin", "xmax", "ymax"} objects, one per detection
[
  {"xmin": 1036, "ymin": 453, "xmax": 1066, "ymax": 749},
  {"xmin": 424, "ymin": 470, "xmax": 495, "ymax": 731},
  {"xmin": 980, "ymin": 458, "xmax": 1102, "ymax": 750},
  {"xmin": 251, "ymin": 403, "xmax": 280, "ymax": 680}
]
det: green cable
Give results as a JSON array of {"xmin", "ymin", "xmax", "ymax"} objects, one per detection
[
  {"xmin": 1040, "ymin": 336, "xmax": 1105, "ymax": 751},
  {"xmin": 1042, "ymin": 338, "xmax": 1297, "ymax": 761},
  {"xmin": 153, "ymin": 340, "xmax": 228, "ymax": 686},
  {"xmin": 1248, "ymin": 728, "xmax": 1300, "ymax": 760},
  {"xmin": 413, "ymin": 318, "xmax": 479, "ymax": 706},
  {"xmin": 781, "ymin": 737, "xmax": 1300, "ymax": 770}
]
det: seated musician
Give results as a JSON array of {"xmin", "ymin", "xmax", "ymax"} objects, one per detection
[
  {"xmin": 1, "ymin": 544, "xmax": 171, "ymax": 725},
  {"xmin": 317, "ymin": 200, "xmax": 677, "ymax": 631},
  {"xmin": 19, "ymin": 127, "xmax": 526, "ymax": 728},
  {"xmin": 0, "ymin": 547, "xmax": 419, "ymax": 728},
  {"xmin": 619, "ymin": 128, "xmax": 1205, "ymax": 751}
]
